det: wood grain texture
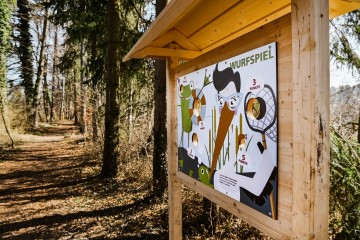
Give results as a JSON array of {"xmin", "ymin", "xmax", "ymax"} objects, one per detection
[
  {"xmin": 124, "ymin": 0, "xmax": 360, "ymax": 61},
  {"xmin": 291, "ymin": 0, "xmax": 330, "ymax": 239},
  {"xmin": 167, "ymin": 53, "xmax": 182, "ymax": 240},
  {"xmin": 188, "ymin": 0, "xmax": 290, "ymax": 50},
  {"xmin": 132, "ymin": 47, "xmax": 202, "ymax": 60}
]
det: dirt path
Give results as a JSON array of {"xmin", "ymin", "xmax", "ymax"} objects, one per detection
[
  {"xmin": 0, "ymin": 122, "xmax": 88, "ymax": 238},
  {"xmin": 0, "ymin": 122, "xmax": 167, "ymax": 239},
  {"xmin": 0, "ymin": 122, "xmax": 273, "ymax": 240}
]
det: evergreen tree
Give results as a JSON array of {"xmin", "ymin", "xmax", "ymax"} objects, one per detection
[
  {"xmin": 16, "ymin": 0, "xmax": 34, "ymax": 118},
  {"xmin": 0, "ymin": 0, "xmax": 12, "ymax": 98},
  {"xmin": 330, "ymin": 10, "xmax": 360, "ymax": 79}
]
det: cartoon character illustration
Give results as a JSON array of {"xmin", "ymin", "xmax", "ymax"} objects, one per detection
[
  {"xmin": 189, "ymin": 69, "xmax": 212, "ymax": 127},
  {"xmin": 177, "ymin": 42, "xmax": 278, "ymax": 219},
  {"xmin": 240, "ymin": 84, "xmax": 278, "ymax": 218},
  {"xmin": 178, "ymin": 80, "xmax": 194, "ymax": 135},
  {"xmin": 198, "ymin": 165, "xmax": 213, "ymax": 187},
  {"xmin": 215, "ymin": 84, "xmax": 278, "ymax": 218},
  {"xmin": 191, "ymin": 133, "xmax": 209, "ymax": 167},
  {"xmin": 209, "ymin": 64, "xmax": 243, "ymax": 178},
  {"xmin": 189, "ymin": 88, "xmax": 206, "ymax": 126}
]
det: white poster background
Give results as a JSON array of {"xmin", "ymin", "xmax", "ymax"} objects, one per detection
[{"xmin": 177, "ymin": 42, "xmax": 277, "ymax": 203}]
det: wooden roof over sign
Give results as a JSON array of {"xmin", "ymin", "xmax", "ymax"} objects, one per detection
[{"xmin": 123, "ymin": 0, "xmax": 360, "ymax": 61}]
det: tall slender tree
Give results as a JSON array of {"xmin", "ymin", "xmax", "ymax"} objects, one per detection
[
  {"xmin": 152, "ymin": 0, "xmax": 167, "ymax": 197},
  {"xmin": 101, "ymin": 0, "xmax": 121, "ymax": 178},
  {"xmin": 42, "ymin": 53, "xmax": 50, "ymax": 121},
  {"xmin": 16, "ymin": 0, "xmax": 34, "ymax": 119},
  {"xmin": 33, "ymin": 2, "xmax": 49, "ymax": 127},
  {"xmin": 0, "ymin": 0, "xmax": 14, "ymax": 148},
  {"xmin": 79, "ymin": 36, "xmax": 87, "ymax": 134},
  {"xmin": 0, "ymin": 0, "xmax": 12, "ymax": 99},
  {"xmin": 50, "ymin": 24, "xmax": 58, "ymax": 123}
]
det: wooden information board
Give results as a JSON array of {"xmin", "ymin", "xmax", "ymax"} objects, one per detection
[
  {"xmin": 177, "ymin": 42, "xmax": 278, "ymax": 219},
  {"xmin": 124, "ymin": 0, "xmax": 360, "ymax": 238}
]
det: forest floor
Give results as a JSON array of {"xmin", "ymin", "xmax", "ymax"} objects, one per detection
[{"xmin": 0, "ymin": 121, "xmax": 269, "ymax": 240}]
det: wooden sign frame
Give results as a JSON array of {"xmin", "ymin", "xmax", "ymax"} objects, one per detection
[
  {"xmin": 122, "ymin": 0, "xmax": 353, "ymax": 238},
  {"xmin": 167, "ymin": 2, "xmax": 329, "ymax": 239}
]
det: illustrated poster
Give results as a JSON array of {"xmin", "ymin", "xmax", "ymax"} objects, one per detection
[{"xmin": 177, "ymin": 42, "xmax": 278, "ymax": 219}]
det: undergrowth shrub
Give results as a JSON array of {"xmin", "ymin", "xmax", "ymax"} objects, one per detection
[{"xmin": 329, "ymin": 127, "xmax": 360, "ymax": 239}]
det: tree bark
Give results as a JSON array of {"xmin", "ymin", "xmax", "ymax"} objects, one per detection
[
  {"xmin": 152, "ymin": 0, "xmax": 168, "ymax": 198},
  {"xmin": 16, "ymin": 0, "xmax": 34, "ymax": 120},
  {"xmin": 91, "ymin": 87, "xmax": 99, "ymax": 142},
  {"xmin": 32, "ymin": 5, "xmax": 49, "ymax": 128},
  {"xmin": 79, "ymin": 37, "xmax": 87, "ymax": 134},
  {"xmin": 101, "ymin": 0, "xmax": 121, "ymax": 178},
  {"xmin": 59, "ymin": 72, "xmax": 66, "ymax": 121},
  {"xmin": 50, "ymin": 24, "xmax": 58, "ymax": 123},
  {"xmin": 90, "ymin": 38, "xmax": 99, "ymax": 142},
  {"xmin": 42, "ymin": 54, "xmax": 50, "ymax": 122},
  {"xmin": 73, "ymin": 68, "xmax": 79, "ymax": 124},
  {"xmin": 0, "ymin": 101, "xmax": 14, "ymax": 149}
]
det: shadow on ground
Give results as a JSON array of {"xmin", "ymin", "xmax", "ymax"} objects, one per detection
[{"xmin": 0, "ymin": 122, "xmax": 169, "ymax": 240}]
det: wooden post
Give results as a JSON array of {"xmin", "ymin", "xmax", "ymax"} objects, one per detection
[
  {"xmin": 167, "ymin": 56, "xmax": 182, "ymax": 239},
  {"xmin": 291, "ymin": 0, "xmax": 330, "ymax": 239}
]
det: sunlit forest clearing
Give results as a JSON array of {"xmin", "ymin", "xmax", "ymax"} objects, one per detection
[{"xmin": 0, "ymin": 0, "xmax": 359, "ymax": 239}]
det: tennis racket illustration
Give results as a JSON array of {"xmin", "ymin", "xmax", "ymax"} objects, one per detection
[
  {"xmin": 244, "ymin": 84, "xmax": 277, "ymax": 149},
  {"xmin": 243, "ymin": 84, "xmax": 277, "ymax": 219}
]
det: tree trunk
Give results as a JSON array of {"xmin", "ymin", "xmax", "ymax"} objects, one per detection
[
  {"xmin": 32, "ymin": 5, "xmax": 49, "ymax": 128},
  {"xmin": 129, "ymin": 78, "xmax": 134, "ymax": 139},
  {"xmin": 59, "ymin": 72, "xmax": 66, "ymax": 121},
  {"xmin": 73, "ymin": 68, "xmax": 79, "ymax": 124},
  {"xmin": 42, "ymin": 54, "xmax": 51, "ymax": 122},
  {"xmin": 152, "ymin": 0, "xmax": 168, "ymax": 197},
  {"xmin": 101, "ymin": 0, "xmax": 121, "ymax": 178},
  {"xmin": 16, "ymin": 0, "xmax": 34, "ymax": 121},
  {"xmin": 90, "ymin": 37, "xmax": 99, "ymax": 142},
  {"xmin": 79, "ymin": 37, "xmax": 87, "ymax": 134},
  {"xmin": 91, "ymin": 86, "xmax": 99, "ymax": 142},
  {"xmin": 50, "ymin": 24, "xmax": 58, "ymax": 123},
  {"xmin": 0, "ymin": 101, "xmax": 14, "ymax": 149}
]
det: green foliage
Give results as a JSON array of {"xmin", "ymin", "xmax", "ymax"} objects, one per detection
[
  {"xmin": 329, "ymin": 127, "xmax": 360, "ymax": 239},
  {"xmin": 15, "ymin": 0, "xmax": 34, "ymax": 107},
  {"xmin": 0, "ymin": 0, "xmax": 13, "ymax": 89},
  {"xmin": 330, "ymin": 10, "xmax": 360, "ymax": 79},
  {"xmin": 0, "ymin": 1, "xmax": 12, "ymax": 53}
]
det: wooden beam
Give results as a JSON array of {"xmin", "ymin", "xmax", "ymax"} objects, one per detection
[
  {"xmin": 131, "ymin": 47, "xmax": 202, "ymax": 60},
  {"xmin": 291, "ymin": 0, "xmax": 330, "ymax": 239},
  {"xmin": 175, "ymin": 0, "xmax": 241, "ymax": 37},
  {"xmin": 329, "ymin": 0, "xmax": 360, "ymax": 19},
  {"xmin": 151, "ymin": 30, "xmax": 176, "ymax": 48},
  {"xmin": 151, "ymin": 29, "xmax": 200, "ymax": 51},
  {"xmin": 202, "ymin": 3, "xmax": 291, "ymax": 53},
  {"xmin": 123, "ymin": 0, "xmax": 200, "ymax": 62},
  {"xmin": 188, "ymin": 0, "xmax": 290, "ymax": 49},
  {"xmin": 167, "ymin": 54, "xmax": 182, "ymax": 240},
  {"xmin": 173, "ymin": 30, "xmax": 200, "ymax": 51}
]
